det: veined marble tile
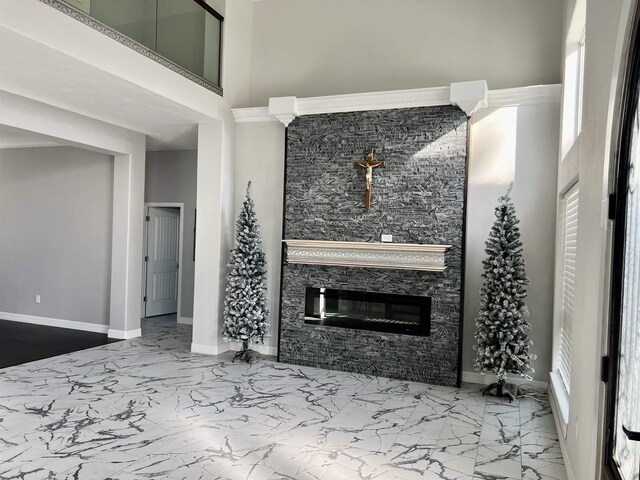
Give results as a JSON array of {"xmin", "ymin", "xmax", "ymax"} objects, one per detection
[
  {"xmin": 429, "ymin": 421, "xmax": 480, "ymax": 475},
  {"xmin": 424, "ymin": 461, "xmax": 474, "ymax": 479},
  {"xmin": 379, "ymin": 434, "xmax": 433, "ymax": 479},
  {"xmin": 474, "ymin": 443, "xmax": 522, "ymax": 479},
  {"xmin": 0, "ymin": 319, "xmax": 564, "ymax": 480},
  {"xmin": 447, "ymin": 402, "xmax": 485, "ymax": 429},
  {"xmin": 269, "ymin": 446, "xmax": 335, "ymax": 480},
  {"xmin": 521, "ymin": 429, "xmax": 566, "ymax": 480}
]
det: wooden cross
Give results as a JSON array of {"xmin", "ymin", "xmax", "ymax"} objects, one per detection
[{"xmin": 354, "ymin": 148, "xmax": 385, "ymax": 210}]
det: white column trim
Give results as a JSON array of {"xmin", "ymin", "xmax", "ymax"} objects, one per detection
[
  {"xmin": 232, "ymin": 84, "xmax": 562, "ymax": 123},
  {"xmin": 268, "ymin": 96, "xmax": 299, "ymax": 126},
  {"xmin": 107, "ymin": 328, "xmax": 142, "ymax": 339},
  {"xmin": 450, "ymin": 80, "xmax": 489, "ymax": 116}
]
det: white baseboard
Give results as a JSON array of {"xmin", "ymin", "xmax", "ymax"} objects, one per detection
[
  {"xmin": 0, "ymin": 311, "xmax": 109, "ymax": 334},
  {"xmin": 191, "ymin": 341, "xmax": 278, "ymax": 357},
  {"xmin": 191, "ymin": 342, "xmax": 229, "ymax": 355},
  {"xmin": 229, "ymin": 341, "xmax": 277, "ymax": 356},
  {"xmin": 462, "ymin": 371, "xmax": 549, "ymax": 389},
  {"xmin": 178, "ymin": 317, "xmax": 193, "ymax": 325},
  {"xmin": 107, "ymin": 328, "xmax": 142, "ymax": 339},
  {"xmin": 549, "ymin": 381, "xmax": 575, "ymax": 480}
]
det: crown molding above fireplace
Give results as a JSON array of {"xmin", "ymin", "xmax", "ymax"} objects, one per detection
[
  {"xmin": 283, "ymin": 239, "xmax": 451, "ymax": 271},
  {"xmin": 231, "ymin": 84, "xmax": 561, "ymax": 124}
]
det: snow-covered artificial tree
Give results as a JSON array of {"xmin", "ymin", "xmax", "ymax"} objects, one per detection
[
  {"xmin": 474, "ymin": 185, "xmax": 536, "ymax": 401},
  {"xmin": 222, "ymin": 181, "xmax": 269, "ymax": 363}
]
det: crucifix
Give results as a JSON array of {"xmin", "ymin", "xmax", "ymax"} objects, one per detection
[{"xmin": 354, "ymin": 147, "xmax": 385, "ymax": 210}]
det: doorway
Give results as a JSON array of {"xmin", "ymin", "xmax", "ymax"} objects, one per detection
[
  {"xmin": 142, "ymin": 204, "xmax": 184, "ymax": 319},
  {"xmin": 604, "ymin": 8, "xmax": 640, "ymax": 480}
]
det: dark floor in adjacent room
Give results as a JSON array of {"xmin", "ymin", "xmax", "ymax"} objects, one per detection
[{"xmin": 0, "ymin": 319, "xmax": 119, "ymax": 369}]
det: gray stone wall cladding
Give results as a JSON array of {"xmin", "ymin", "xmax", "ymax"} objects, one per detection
[{"xmin": 279, "ymin": 106, "xmax": 467, "ymax": 386}]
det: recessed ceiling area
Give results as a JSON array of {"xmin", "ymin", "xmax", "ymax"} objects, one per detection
[{"xmin": 0, "ymin": 26, "xmax": 216, "ymax": 151}]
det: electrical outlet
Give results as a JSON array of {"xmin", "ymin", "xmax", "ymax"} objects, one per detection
[
  {"xmin": 35, "ymin": 295, "xmax": 41, "ymax": 304},
  {"xmin": 381, "ymin": 234, "xmax": 393, "ymax": 243}
]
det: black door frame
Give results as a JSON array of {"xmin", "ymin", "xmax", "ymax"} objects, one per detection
[{"xmin": 603, "ymin": 5, "xmax": 640, "ymax": 480}]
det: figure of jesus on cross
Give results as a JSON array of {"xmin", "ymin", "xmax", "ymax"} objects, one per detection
[{"xmin": 354, "ymin": 147, "xmax": 385, "ymax": 211}]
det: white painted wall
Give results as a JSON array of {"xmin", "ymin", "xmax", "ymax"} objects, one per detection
[
  {"xmin": 464, "ymin": 104, "xmax": 560, "ymax": 382},
  {"xmin": 0, "ymin": 146, "xmax": 113, "ymax": 326},
  {"xmin": 221, "ymin": 0, "xmax": 253, "ymax": 108},
  {"xmin": 234, "ymin": 121, "xmax": 286, "ymax": 349},
  {"xmin": 145, "ymin": 150, "xmax": 198, "ymax": 319},
  {"xmin": 0, "ymin": 91, "xmax": 147, "ymax": 338},
  {"xmin": 550, "ymin": 1, "xmax": 635, "ymax": 479},
  {"xmin": 248, "ymin": 0, "xmax": 563, "ymax": 106}
]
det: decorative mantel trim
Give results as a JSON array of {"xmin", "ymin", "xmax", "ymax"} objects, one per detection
[
  {"xmin": 231, "ymin": 84, "xmax": 562, "ymax": 124},
  {"xmin": 283, "ymin": 240, "xmax": 451, "ymax": 272}
]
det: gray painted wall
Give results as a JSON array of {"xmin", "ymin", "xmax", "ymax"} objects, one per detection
[
  {"xmin": 0, "ymin": 146, "xmax": 113, "ymax": 325},
  {"xmin": 248, "ymin": 0, "xmax": 564, "ymax": 106},
  {"xmin": 144, "ymin": 150, "xmax": 197, "ymax": 319}
]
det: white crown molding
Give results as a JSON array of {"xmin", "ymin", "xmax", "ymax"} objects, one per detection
[
  {"xmin": 231, "ymin": 83, "xmax": 562, "ymax": 123},
  {"xmin": 298, "ymin": 86, "xmax": 451, "ymax": 115},
  {"xmin": 284, "ymin": 239, "xmax": 451, "ymax": 272},
  {"xmin": 0, "ymin": 311, "xmax": 109, "ymax": 334},
  {"xmin": 488, "ymin": 84, "xmax": 562, "ymax": 108},
  {"xmin": 0, "ymin": 140, "xmax": 61, "ymax": 149},
  {"xmin": 231, "ymin": 106, "xmax": 276, "ymax": 123}
]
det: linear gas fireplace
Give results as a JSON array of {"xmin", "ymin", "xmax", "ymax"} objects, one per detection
[{"xmin": 304, "ymin": 287, "xmax": 431, "ymax": 336}]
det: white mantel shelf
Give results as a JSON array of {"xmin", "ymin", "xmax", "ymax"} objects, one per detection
[{"xmin": 283, "ymin": 240, "xmax": 451, "ymax": 272}]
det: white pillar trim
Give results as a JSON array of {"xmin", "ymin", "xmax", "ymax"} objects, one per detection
[
  {"xmin": 268, "ymin": 96, "xmax": 299, "ymax": 127},
  {"xmin": 450, "ymin": 80, "xmax": 489, "ymax": 116}
]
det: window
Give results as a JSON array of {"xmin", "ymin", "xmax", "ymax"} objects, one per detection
[
  {"xmin": 558, "ymin": 183, "xmax": 579, "ymax": 393},
  {"xmin": 561, "ymin": 27, "xmax": 586, "ymax": 158}
]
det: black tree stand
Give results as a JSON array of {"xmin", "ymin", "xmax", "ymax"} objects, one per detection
[
  {"xmin": 482, "ymin": 379, "xmax": 521, "ymax": 402},
  {"xmin": 232, "ymin": 340, "xmax": 260, "ymax": 364}
]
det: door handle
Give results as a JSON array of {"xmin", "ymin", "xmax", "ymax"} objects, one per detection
[{"xmin": 623, "ymin": 425, "xmax": 640, "ymax": 442}]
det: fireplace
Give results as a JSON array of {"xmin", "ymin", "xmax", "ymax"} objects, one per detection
[
  {"xmin": 278, "ymin": 105, "xmax": 467, "ymax": 386},
  {"xmin": 304, "ymin": 287, "xmax": 430, "ymax": 336}
]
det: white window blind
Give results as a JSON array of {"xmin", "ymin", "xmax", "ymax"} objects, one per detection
[{"xmin": 559, "ymin": 183, "xmax": 579, "ymax": 393}]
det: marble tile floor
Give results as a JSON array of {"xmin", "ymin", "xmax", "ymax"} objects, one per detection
[{"xmin": 0, "ymin": 318, "xmax": 565, "ymax": 480}]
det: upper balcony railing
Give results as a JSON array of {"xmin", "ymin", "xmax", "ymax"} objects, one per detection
[{"xmin": 48, "ymin": 0, "xmax": 223, "ymax": 95}]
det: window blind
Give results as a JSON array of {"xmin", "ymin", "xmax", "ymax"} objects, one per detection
[{"xmin": 559, "ymin": 183, "xmax": 579, "ymax": 394}]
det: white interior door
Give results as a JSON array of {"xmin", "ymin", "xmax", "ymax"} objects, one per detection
[{"xmin": 144, "ymin": 207, "xmax": 180, "ymax": 317}]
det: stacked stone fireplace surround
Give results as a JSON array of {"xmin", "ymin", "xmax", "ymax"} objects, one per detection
[{"xmin": 278, "ymin": 106, "xmax": 468, "ymax": 387}]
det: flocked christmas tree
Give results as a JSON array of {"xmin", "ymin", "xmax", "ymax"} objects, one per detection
[
  {"xmin": 222, "ymin": 181, "xmax": 269, "ymax": 363},
  {"xmin": 474, "ymin": 185, "xmax": 536, "ymax": 401}
]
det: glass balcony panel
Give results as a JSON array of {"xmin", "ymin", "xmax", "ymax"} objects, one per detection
[
  {"xmin": 61, "ymin": 0, "xmax": 223, "ymax": 89},
  {"xmin": 157, "ymin": 0, "xmax": 206, "ymax": 78},
  {"xmin": 89, "ymin": 0, "xmax": 158, "ymax": 51},
  {"xmin": 203, "ymin": 13, "xmax": 221, "ymax": 86}
]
